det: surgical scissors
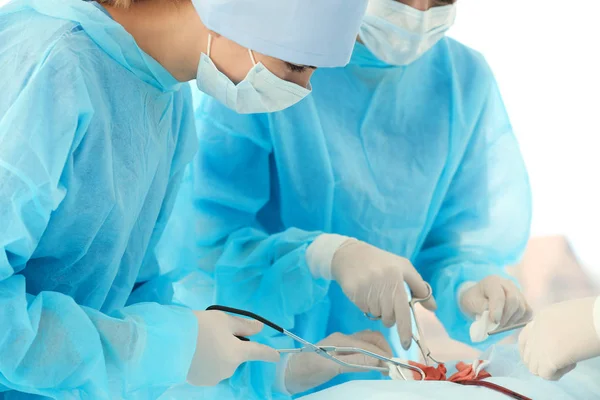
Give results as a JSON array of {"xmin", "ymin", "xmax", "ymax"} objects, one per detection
[
  {"xmin": 206, "ymin": 305, "xmax": 426, "ymax": 381},
  {"xmin": 364, "ymin": 282, "xmax": 442, "ymax": 366}
]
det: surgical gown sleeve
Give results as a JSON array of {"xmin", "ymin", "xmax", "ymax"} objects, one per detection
[
  {"xmin": 415, "ymin": 72, "xmax": 532, "ymax": 348},
  {"xmin": 0, "ymin": 49, "xmax": 197, "ymax": 398},
  {"xmin": 163, "ymin": 95, "xmax": 328, "ymax": 328}
]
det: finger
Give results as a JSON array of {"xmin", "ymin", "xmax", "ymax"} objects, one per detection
[
  {"xmin": 403, "ymin": 270, "xmax": 437, "ymax": 311},
  {"xmin": 522, "ymin": 303, "xmax": 533, "ymax": 322},
  {"xmin": 550, "ymin": 363, "xmax": 577, "ymax": 381},
  {"xmin": 523, "ymin": 346, "xmax": 532, "ymax": 367},
  {"xmin": 350, "ymin": 283, "xmax": 370, "ymax": 315},
  {"xmin": 240, "ymin": 342, "xmax": 281, "ymax": 363},
  {"xmin": 529, "ymin": 356, "xmax": 540, "ymax": 378},
  {"xmin": 393, "ymin": 284, "xmax": 413, "ymax": 350},
  {"xmin": 519, "ymin": 332, "xmax": 534, "ymax": 373},
  {"xmin": 518, "ymin": 324, "xmax": 531, "ymax": 365},
  {"xmin": 484, "ymin": 280, "xmax": 506, "ymax": 324},
  {"xmin": 505, "ymin": 307, "xmax": 526, "ymax": 328},
  {"xmin": 505, "ymin": 296, "xmax": 528, "ymax": 327},
  {"xmin": 499, "ymin": 288, "xmax": 521, "ymax": 327},
  {"xmin": 352, "ymin": 330, "xmax": 394, "ymax": 357},
  {"xmin": 367, "ymin": 285, "xmax": 383, "ymax": 322},
  {"xmin": 322, "ymin": 331, "xmax": 393, "ymax": 371},
  {"xmin": 333, "ymin": 337, "xmax": 393, "ymax": 373},
  {"xmin": 538, "ymin": 363, "xmax": 559, "ymax": 381},
  {"xmin": 464, "ymin": 294, "xmax": 490, "ymax": 317},
  {"xmin": 518, "ymin": 329, "xmax": 526, "ymax": 358},
  {"xmin": 421, "ymin": 295, "xmax": 438, "ymax": 312},
  {"xmin": 228, "ymin": 315, "xmax": 265, "ymax": 337},
  {"xmin": 335, "ymin": 352, "xmax": 386, "ymax": 374},
  {"xmin": 381, "ymin": 289, "xmax": 396, "ymax": 328}
]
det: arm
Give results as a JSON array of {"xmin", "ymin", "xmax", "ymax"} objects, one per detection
[
  {"xmin": 154, "ymin": 94, "xmax": 329, "ymax": 328},
  {"xmin": 0, "ymin": 51, "xmax": 197, "ymax": 398},
  {"xmin": 416, "ymin": 74, "xmax": 532, "ymax": 348}
]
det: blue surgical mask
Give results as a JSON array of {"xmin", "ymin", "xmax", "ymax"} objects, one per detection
[
  {"xmin": 196, "ymin": 35, "xmax": 311, "ymax": 114},
  {"xmin": 359, "ymin": 0, "xmax": 456, "ymax": 66}
]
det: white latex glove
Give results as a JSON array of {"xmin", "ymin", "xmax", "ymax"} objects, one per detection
[
  {"xmin": 187, "ymin": 310, "xmax": 280, "ymax": 386},
  {"xmin": 460, "ymin": 275, "xmax": 532, "ymax": 329},
  {"xmin": 330, "ymin": 239, "xmax": 437, "ymax": 349},
  {"xmin": 519, "ymin": 297, "xmax": 600, "ymax": 380},
  {"xmin": 284, "ymin": 330, "xmax": 393, "ymax": 395}
]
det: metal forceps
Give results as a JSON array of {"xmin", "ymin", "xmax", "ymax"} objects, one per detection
[
  {"xmin": 206, "ymin": 305, "xmax": 426, "ymax": 381},
  {"xmin": 364, "ymin": 282, "xmax": 442, "ymax": 367},
  {"xmin": 487, "ymin": 321, "xmax": 530, "ymax": 336}
]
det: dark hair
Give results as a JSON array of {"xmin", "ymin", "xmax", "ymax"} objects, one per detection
[{"xmin": 96, "ymin": 0, "xmax": 140, "ymax": 7}]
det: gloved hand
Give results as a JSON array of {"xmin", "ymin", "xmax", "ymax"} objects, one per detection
[
  {"xmin": 187, "ymin": 310, "xmax": 280, "ymax": 386},
  {"xmin": 284, "ymin": 330, "xmax": 393, "ymax": 395},
  {"xmin": 460, "ymin": 275, "xmax": 531, "ymax": 329},
  {"xmin": 518, "ymin": 297, "xmax": 600, "ymax": 380},
  {"xmin": 331, "ymin": 239, "xmax": 437, "ymax": 350}
]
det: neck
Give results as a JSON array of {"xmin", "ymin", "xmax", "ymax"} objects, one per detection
[{"xmin": 104, "ymin": 0, "xmax": 207, "ymax": 82}]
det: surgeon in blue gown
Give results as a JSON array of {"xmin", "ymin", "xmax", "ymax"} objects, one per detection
[
  {"xmin": 0, "ymin": 0, "xmax": 369, "ymax": 397},
  {"xmin": 157, "ymin": 0, "xmax": 533, "ymax": 397}
]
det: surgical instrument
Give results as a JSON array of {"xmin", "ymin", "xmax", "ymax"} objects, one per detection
[
  {"xmin": 364, "ymin": 282, "xmax": 442, "ymax": 366},
  {"xmin": 487, "ymin": 321, "xmax": 530, "ymax": 336},
  {"xmin": 206, "ymin": 305, "xmax": 426, "ymax": 381}
]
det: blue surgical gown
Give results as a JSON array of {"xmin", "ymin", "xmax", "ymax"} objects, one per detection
[
  {"xmin": 0, "ymin": 0, "xmax": 200, "ymax": 398},
  {"xmin": 157, "ymin": 39, "xmax": 531, "ymax": 398}
]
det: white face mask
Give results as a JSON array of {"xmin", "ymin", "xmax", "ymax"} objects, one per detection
[
  {"xmin": 196, "ymin": 35, "xmax": 311, "ymax": 114},
  {"xmin": 359, "ymin": 0, "xmax": 456, "ymax": 66}
]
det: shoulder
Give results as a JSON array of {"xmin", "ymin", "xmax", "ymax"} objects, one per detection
[
  {"xmin": 0, "ymin": 6, "xmax": 113, "ymax": 91},
  {"xmin": 434, "ymin": 37, "xmax": 497, "ymax": 94},
  {"xmin": 415, "ymin": 37, "xmax": 501, "ymax": 120},
  {"xmin": 0, "ymin": 5, "xmax": 92, "ymax": 61},
  {"xmin": 0, "ymin": 8, "xmax": 111, "ymax": 155},
  {"xmin": 440, "ymin": 38, "xmax": 494, "ymax": 77},
  {"xmin": 0, "ymin": 9, "xmax": 93, "ymax": 113}
]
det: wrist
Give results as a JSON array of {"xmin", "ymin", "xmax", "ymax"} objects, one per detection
[{"xmin": 305, "ymin": 234, "xmax": 352, "ymax": 280}]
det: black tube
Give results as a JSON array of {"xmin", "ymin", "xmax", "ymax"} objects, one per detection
[{"xmin": 206, "ymin": 305, "xmax": 285, "ymax": 334}]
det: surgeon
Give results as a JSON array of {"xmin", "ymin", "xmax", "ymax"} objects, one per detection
[
  {"xmin": 519, "ymin": 296, "xmax": 600, "ymax": 381},
  {"xmin": 157, "ymin": 0, "xmax": 533, "ymax": 396},
  {"xmin": 0, "ymin": 0, "xmax": 368, "ymax": 397}
]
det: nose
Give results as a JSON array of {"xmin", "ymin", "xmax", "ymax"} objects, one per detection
[{"xmin": 396, "ymin": 0, "xmax": 430, "ymax": 11}]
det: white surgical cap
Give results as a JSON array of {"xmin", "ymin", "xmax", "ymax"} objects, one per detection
[{"xmin": 192, "ymin": 0, "xmax": 368, "ymax": 68}]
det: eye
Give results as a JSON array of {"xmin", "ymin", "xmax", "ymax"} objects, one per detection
[{"xmin": 285, "ymin": 62, "xmax": 308, "ymax": 73}]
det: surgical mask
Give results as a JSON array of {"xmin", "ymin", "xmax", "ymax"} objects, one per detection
[
  {"xmin": 359, "ymin": 0, "xmax": 456, "ymax": 66},
  {"xmin": 196, "ymin": 35, "xmax": 311, "ymax": 114}
]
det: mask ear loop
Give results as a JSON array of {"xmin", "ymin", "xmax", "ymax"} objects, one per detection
[
  {"xmin": 206, "ymin": 34, "xmax": 213, "ymax": 58},
  {"xmin": 248, "ymin": 49, "xmax": 257, "ymax": 66}
]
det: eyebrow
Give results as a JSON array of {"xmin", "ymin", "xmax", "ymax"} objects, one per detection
[{"xmin": 285, "ymin": 62, "xmax": 317, "ymax": 73}]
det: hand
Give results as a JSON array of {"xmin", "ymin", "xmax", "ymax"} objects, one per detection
[
  {"xmin": 460, "ymin": 276, "xmax": 531, "ymax": 328},
  {"xmin": 187, "ymin": 310, "xmax": 280, "ymax": 386},
  {"xmin": 331, "ymin": 239, "xmax": 436, "ymax": 349},
  {"xmin": 519, "ymin": 297, "xmax": 600, "ymax": 380},
  {"xmin": 284, "ymin": 330, "xmax": 393, "ymax": 395}
]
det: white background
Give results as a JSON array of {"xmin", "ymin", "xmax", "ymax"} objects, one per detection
[
  {"xmin": 1, "ymin": 0, "xmax": 599, "ymax": 278},
  {"xmin": 449, "ymin": 0, "xmax": 600, "ymax": 282}
]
